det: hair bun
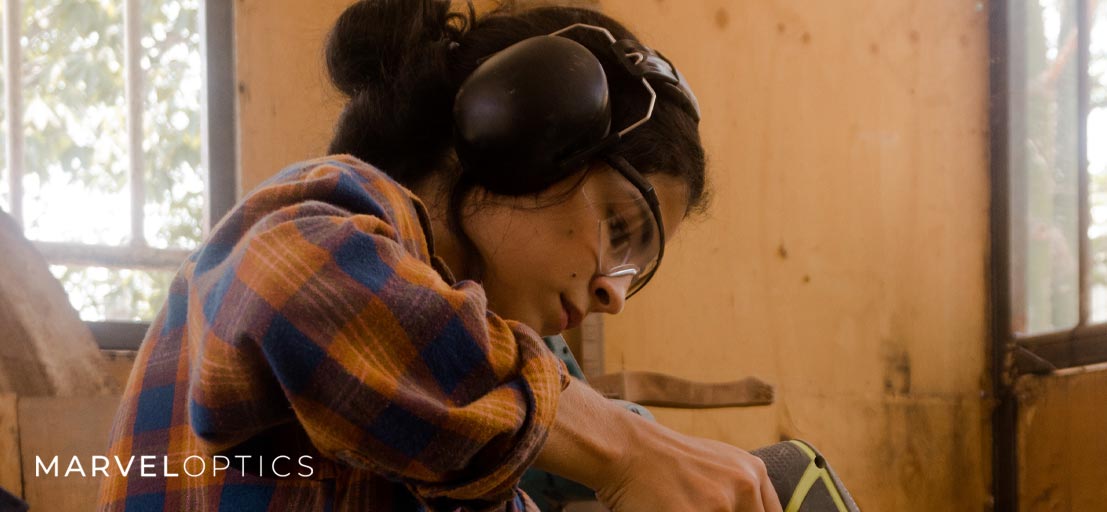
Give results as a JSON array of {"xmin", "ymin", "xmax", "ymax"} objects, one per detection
[{"xmin": 325, "ymin": 0, "xmax": 463, "ymax": 98}]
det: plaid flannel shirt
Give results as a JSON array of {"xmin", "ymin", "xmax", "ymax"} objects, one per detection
[{"xmin": 98, "ymin": 155, "xmax": 570, "ymax": 511}]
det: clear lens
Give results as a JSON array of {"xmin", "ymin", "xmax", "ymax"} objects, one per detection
[
  {"xmin": 586, "ymin": 181, "xmax": 662, "ymax": 295},
  {"xmin": 597, "ymin": 203, "xmax": 658, "ymax": 270}
]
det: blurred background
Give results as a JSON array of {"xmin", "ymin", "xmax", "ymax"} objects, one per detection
[{"xmin": 0, "ymin": 0, "xmax": 1104, "ymax": 510}]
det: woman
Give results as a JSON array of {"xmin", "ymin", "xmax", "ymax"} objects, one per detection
[{"xmin": 99, "ymin": 1, "xmax": 782, "ymax": 511}]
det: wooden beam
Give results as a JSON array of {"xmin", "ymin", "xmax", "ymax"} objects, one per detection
[
  {"xmin": 18, "ymin": 396, "xmax": 120, "ymax": 510},
  {"xmin": 589, "ymin": 371, "xmax": 774, "ymax": 409},
  {"xmin": 0, "ymin": 393, "xmax": 20, "ymax": 498}
]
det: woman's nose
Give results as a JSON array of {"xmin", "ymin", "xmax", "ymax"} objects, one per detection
[{"xmin": 590, "ymin": 274, "xmax": 629, "ymax": 315}]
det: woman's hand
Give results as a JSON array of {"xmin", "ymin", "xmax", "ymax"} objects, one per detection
[
  {"xmin": 534, "ymin": 378, "xmax": 782, "ymax": 512},
  {"xmin": 595, "ymin": 418, "xmax": 783, "ymax": 512}
]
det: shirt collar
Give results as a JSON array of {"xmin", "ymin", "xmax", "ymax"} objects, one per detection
[{"xmin": 408, "ymin": 193, "xmax": 457, "ymax": 285}]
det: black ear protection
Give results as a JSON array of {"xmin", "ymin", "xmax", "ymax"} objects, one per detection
[{"xmin": 453, "ymin": 23, "xmax": 700, "ymax": 196}]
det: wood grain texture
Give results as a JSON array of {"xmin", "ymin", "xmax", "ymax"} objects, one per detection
[
  {"xmin": 1017, "ymin": 368, "xmax": 1107, "ymax": 511},
  {"xmin": 99, "ymin": 351, "xmax": 138, "ymax": 390},
  {"xmin": 236, "ymin": 0, "xmax": 602, "ymax": 194},
  {"xmin": 18, "ymin": 396, "xmax": 121, "ymax": 511},
  {"xmin": 597, "ymin": 1, "xmax": 991, "ymax": 510},
  {"xmin": 0, "ymin": 394, "xmax": 20, "ymax": 498},
  {"xmin": 590, "ymin": 371, "xmax": 774, "ymax": 408},
  {"xmin": 233, "ymin": 1, "xmax": 995, "ymax": 510},
  {"xmin": 235, "ymin": 0, "xmax": 350, "ymax": 194}
]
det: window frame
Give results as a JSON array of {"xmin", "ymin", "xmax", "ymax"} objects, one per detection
[
  {"xmin": 996, "ymin": 0, "xmax": 1104, "ymax": 374},
  {"xmin": 1, "ymin": 0, "xmax": 237, "ymax": 350},
  {"xmin": 991, "ymin": 1, "xmax": 1101, "ymax": 509}
]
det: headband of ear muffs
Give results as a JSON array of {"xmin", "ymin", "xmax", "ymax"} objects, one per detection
[{"xmin": 453, "ymin": 27, "xmax": 700, "ymax": 196}]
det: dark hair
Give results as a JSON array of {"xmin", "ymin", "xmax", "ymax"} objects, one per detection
[{"xmin": 325, "ymin": 0, "xmax": 708, "ymax": 215}]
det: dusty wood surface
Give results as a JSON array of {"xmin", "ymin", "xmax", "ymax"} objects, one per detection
[
  {"xmin": 235, "ymin": 0, "xmax": 349, "ymax": 193},
  {"xmin": 1017, "ymin": 368, "xmax": 1107, "ymax": 511},
  {"xmin": 100, "ymin": 351, "xmax": 138, "ymax": 390},
  {"xmin": 18, "ymin": 396, "xmax": 121, "ymax": 510},
  {"xmin": 0, "ymin": 212, "xmax": 116, "ymax": 397},
  {"xmin": 236, "ymin": 0, "xmax": 600, "ymax": 193},
  {"xmin": 589, "ymin": 371, "xmax": 774, "ymax": 408},
  {"xmin": 235, "ymin": 0, "xmax": 993, "ymax": 508},
  {"xmin": 595, "ymin": 0, "xmax": 991, "ymax": 509},
  {"xmin": 0, "ymin": 393, "xmax": 20, "ymax": 498}
]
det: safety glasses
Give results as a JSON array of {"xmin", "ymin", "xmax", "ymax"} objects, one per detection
[
  {"xmin": 584, "ymin": 155, "xmax": 666, "ymax": 299},
  {"xmin": 544, "ymin": 23, "xmax": 689, "ymax": 298}
]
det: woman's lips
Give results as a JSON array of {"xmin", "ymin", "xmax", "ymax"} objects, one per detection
[{"xmin": 560, "ymin": 295, "xmax": 582, "ymax": 331}]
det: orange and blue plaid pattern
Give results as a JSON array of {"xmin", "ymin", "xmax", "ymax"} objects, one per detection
[{"xmin": 98, "ymin": 155, "xmax": 569, "ymax": 511}]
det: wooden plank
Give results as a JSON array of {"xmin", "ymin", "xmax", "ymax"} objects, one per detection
[
  {"xmin": 0, "ymin": 212, "xmax": 117, "ymax": 397},
  {"xmin": 18, "ymin": 396, "xmax": 121, "ymax": 511},
  {"xmin": 1017, "ymin": 368, "xmax": 1107, "ymax": 511},
  {"xmin": 99, "ymin": 351, "xmax": 138, "ymax": 390},
  {"xmin": 594, "ymin": 0, "xmax": 991, "ymax": 507},
  {"xmin": 579, "ymin": 315, "xmax": 605, "ymax": 380},
  {"xmin": 235, "ymin": 0, "xmax": 349, "ymax": 193},
  {"xmin": 236, "ymin": 0, "xmax": 601, "ymax": 193},
  {"xmin": 0, "ymin": 393, "xmax": 20, "ymax": 498},
  {"xmin": 589, "ymin": 371, "xmax": 774, "ymax": 408}
]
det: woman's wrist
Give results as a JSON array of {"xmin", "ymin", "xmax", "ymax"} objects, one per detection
[{"xmin": 533, "ymin": 377, "xmax": 640, "ymax": 490}]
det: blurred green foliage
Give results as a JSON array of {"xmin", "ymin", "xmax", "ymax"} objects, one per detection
[{"xmin": 2, "ymin": 0, "xmax": 202, "ymax": 321}]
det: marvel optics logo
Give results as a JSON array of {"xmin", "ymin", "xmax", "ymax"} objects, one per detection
[{"xmin": 34, "ymin": 455, "xmax": 315, "ymax": 478}]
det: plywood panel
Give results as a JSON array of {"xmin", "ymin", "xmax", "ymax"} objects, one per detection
[
  {"xmin": 236, "ymin": 0, "xmax": 351, "ymax": 194},
  {"xmin": 235, "ymin": 1, "xmax": 993, "ymax": 510},
  {"xmin": 597, "ymin": 0, "xmax": 991, "ymax": 509},
  {"xmin": 235, "ymin": 1, "xmax": 598, "ymax": 195},
  {"xmin": 100, "ymin": 352, "xmax": 137, "ymax": 390},
  {"xmin": 0, "ymin": 394, "xmax": 20, "ymax": 498},
  {"xmin": 18, "ymin": 396, "xmax": 121, "ymax": 511},
  {"xmin": 1017, "ymin": 367, "xmax": 1107, "ymax": 511}
]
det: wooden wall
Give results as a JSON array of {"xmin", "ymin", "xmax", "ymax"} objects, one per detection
[
  {"xmin": 236, "ymin": 0, "xmax": 350, "ymax": 192},
  {"xmin": 596, "ymin": 1, "xmax": 992, "ymax": 510},
  {"xmin": 10, "ymin": 1, "xmax": 1104, "ymax": 510},
  {"xmin": 236, "ymin": 0, "xmax": 521, "ymax": 191},
  {"xmin": 235, "ymin": 1, "xmax": 994, "ymax": 510},
  {"xmin": 1016, "ymin": 366, "xmax": 1107, "ymax": 510}
]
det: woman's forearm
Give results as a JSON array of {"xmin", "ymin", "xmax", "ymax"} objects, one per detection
[
  {"xmin": 532, "ymin": 377, "xmax": 783, "ymax": 512},
  {"xmin": 532, "ymin": 377, "xmax": 638, "ymax": 491}
]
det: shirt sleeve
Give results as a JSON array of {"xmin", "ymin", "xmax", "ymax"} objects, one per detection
[{"xmin": 185, "ymin": 198, "xmax": 568, "ymax": 507}]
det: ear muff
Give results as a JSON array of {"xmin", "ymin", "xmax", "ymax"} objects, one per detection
[
  {"xmin": 453, "ymin": 35, "xmax": 611, "ymax": 196},
  {"xmin": 611, "ymin": 39, "xmax": 700, "ymax": 123},
  {"xmin": 453, "ymin": 24, "xmax": 700, "ymax": 196}
]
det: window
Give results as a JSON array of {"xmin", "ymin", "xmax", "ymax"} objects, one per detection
[
  {"xmin": 989, "ymin": 3, "xmax": 1103, "ymax": 508},
  {"xmin": 1, "ymin": 0, "xmax": 235, "ymax": 350},
  {"xmin": 997, "ymin": 0, "xmax": 1106, "ymax": 370}
]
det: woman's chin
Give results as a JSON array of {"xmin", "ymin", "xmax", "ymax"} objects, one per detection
[{"xmin": 531, "ymin": 318, "xmax": 562, "ymax": 337}]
